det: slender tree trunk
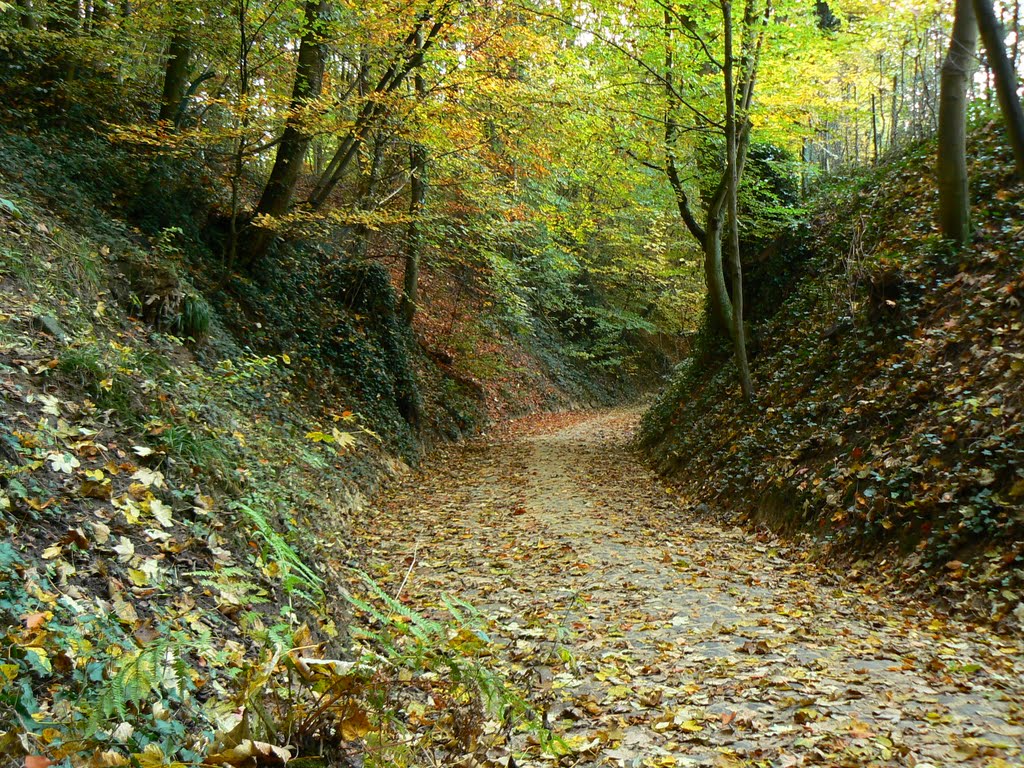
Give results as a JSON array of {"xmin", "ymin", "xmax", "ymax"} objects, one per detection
[
  {"xmin": 703, "ymin": 209, "xmax": 734, "ymax": 335},
  {"xmin": 401, "ymin": 37, "xmax": 427, "ymax": 327},
  {"xmin": 871, "ymin": 93, "xmax": 880, "ymax": 163},
  {"xmin": 243, "ymin": 0, "xmax": 328, "ymax": 268},
  {"xmin": 937, "ymin": 0, "xmax": 977, "ymax": 244},
  {"xmin": 890, "ymin": 75, "xmax": 900, "ymax": 149},
  {"xmin": 1013, "ymin": 0, "xmax": 1021, "ymax": 73},
  {"xmin": 159, "ymin": 29, "xmax": 192, "ymax": 125},
  {"xmin": 45, "ymin": 0, "xmax": 80, "ymax": 88},
  {"xmin": 401, "ymin": 141, "xmax": 427, "ymax": 326},
  {"xmin": 974, "ymin": 0, "xmax": 1024, "ymax": 177},
  {"xmin": 663, "ymin": 0, "xmax": 766, "ymax": 341},
  {"xmin": 662, "ymin": 7, "xmax": 728, "ymax": 334},
  {"xmin": 854, "ymin": 100, "xmax": 860, "ymax": 164},
  {"xmin": 225, "ymin": 0, "xmax": 252, "ymax": 278},
  {"xmin": 137, "ymin": 17, "xmax": 191, "ymax": 217},
  {"xmin": 912, "ymin": 52, "xmax": 922, "ymax": 139},
  {"xmin": 722, "ymin": 0, "xmax": 753, "ymax": 400},
  {"xmin": 350, "ymin": 133, "xmax": 386, "ymax": 261},
  {"xmin": 801, "ymin": 137, "xmax": 809, "ymax": 196}
]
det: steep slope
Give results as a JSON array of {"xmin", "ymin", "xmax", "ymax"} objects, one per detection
[
  {"xmin": 641, "ymin": 124, "xmax": 1024, "ymax": 627},
  {"xmin": 0, "ymin": 153, "xmax": 378, "ymax": 763}
]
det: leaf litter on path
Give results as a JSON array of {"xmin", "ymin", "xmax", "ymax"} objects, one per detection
[{"xmin": 353, "ymin": 410, "xmax": 1024, "ymax": 767}]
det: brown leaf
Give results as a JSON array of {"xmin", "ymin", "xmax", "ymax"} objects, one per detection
[
  {"xmin": 23, "ymin": 612, "xmax": 50, "ymax": 630},
  {"xmin": 206, "ymin": 740, "xmax": 291, "ymax": 766},
  {"xmin": 60, "ymin": 528, "xmax": 91, "ymax": 550},
  {"xmin": 81, "ymin": 479, "xmax": 112, "ymax": 500}
]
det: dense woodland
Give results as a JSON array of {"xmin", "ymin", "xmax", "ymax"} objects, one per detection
[{"xmin": 1, "ymin": 0, "xmax": 1023, "ymax": 766}]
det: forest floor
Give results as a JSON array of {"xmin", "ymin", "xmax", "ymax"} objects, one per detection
[{"xmin": 357, "ymin": 409, "xmax": 1024, "ymax": 767}]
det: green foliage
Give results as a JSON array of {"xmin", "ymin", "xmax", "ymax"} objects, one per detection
[
  {"xmin": 217, "ymin": 251, "xmax": 422, "ymax": 453},
  {"xmin": 740, "ymin": 143, "xmax": 805, "ymax": 250},
  {"xmin": 0, "ymin": 543, "xmax": 216, "ymax": 762},
  {"xmin": 176, "ymin": 293, "xmax": 212, "ymax": 339},
  {"xmin": 231, "ymin": 499, "xmax": 326, "ymax": 604},
  {"xmin": 339, "ymin": 570, "xmax": 558, "ymax": 763},
  {"xmin": 157, "ymin": 423, "xmax": 231, "ymax": 477},
  {"xmin": 0, "ymin": 195, "xmax": 20, "ymax": 217},
  {"xmin": 56, "ymin": 342, "xmax": 136, "ymax": 419}
]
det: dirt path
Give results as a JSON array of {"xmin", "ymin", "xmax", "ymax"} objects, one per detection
[{"xmin": 355, "ymin": 410, "xmax": 1024, "ymax": 767}]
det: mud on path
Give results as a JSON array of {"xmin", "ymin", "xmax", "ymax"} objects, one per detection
[{"xmin": 353, "ymin": 410, "xmax": 1024, "ymax": 767}]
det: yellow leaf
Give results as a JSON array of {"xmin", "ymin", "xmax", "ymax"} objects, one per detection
[
  {"xmin": 133, "ymin": 744, "xmax": 168, "ymax": 768},
  {"xmin": 605, "ymin": 684, "xmax": 632, "ymax": 700},
  {"xmin": 24, "ymin": 647, "xmax": 51, "ymax": 674},
  {"xmin": 131, "ymin": 468, "xmax": 165, "ymax": 488},
  {"xmin": 90, "ymin": 751, "xmax": 130, "ymax": 767},
  {"xmin": 340, "ymin": 709, "xmax": 372, "ymax": 740}
]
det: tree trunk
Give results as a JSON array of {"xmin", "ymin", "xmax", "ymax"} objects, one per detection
[
  {"xmin": 243, "ymin": 0, "xmax": 328, "ymax": 268},
  {"xmin": 224, "ymin": 0, "xmax": 253, "ymax": 278},
  {"xmin": 890, "ymin": 74, "xmax": 899, "ymax": 150},
  {"xmin": 1013, "ymin": 0, "xmax": 1021, "ymax": 73},
  {"xmin": 937, "ymin": 0, "xmax": 977, "ymax": 244},
  {"xmin": 702, "ymin": 210, "xmax": 734, "ymax": 335},
  {"xmin": 871, "ymin": 92, "xmax": 879, "ymax": 164},
  {"xmin": 973, "ymin": 0, "xmax": 1024, "ymax": 178},
  {"xmin": 16, "ymin": 0, "xmax": 40, "ymax": 30},
  {"xmin": 401, "ymin": 141, "xmax": 427, "ymax": 326},
  {"xmin": 662, "ymin": 0, "xmax": 765, "ymax": 340},
  {"xmin": 350, "ymin": 133, "xmax": 386, "ymax": 261},
  {"xmin": 158, "ymin": 29, "xmax": 192, "ymax": 125},
  {"xmin": 663, "ymin": 6, "xmax": 731, "ymax": 335},
  {"xmin": 401, "ymin": 39, "xmax": 427, "ymax": 327},
  {"xmin": 722, "ymin": 0, "xmax": 753, "ymax": 400}
]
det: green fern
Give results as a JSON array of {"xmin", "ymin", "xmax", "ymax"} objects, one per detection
[
  {"xmin": 231, "ymin": 500, "xmax": 324, "ymax": 601},
  {"xmin": 89, "ymin": 637, "xmax": 191, "ymax": 734},
  {"xmin": 192, "ymin": 566, "xmax": 270, "ymax": 604},
  {"xmin": 353, "ymin": 570, "xmax": 444, "ymax": 639}
]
